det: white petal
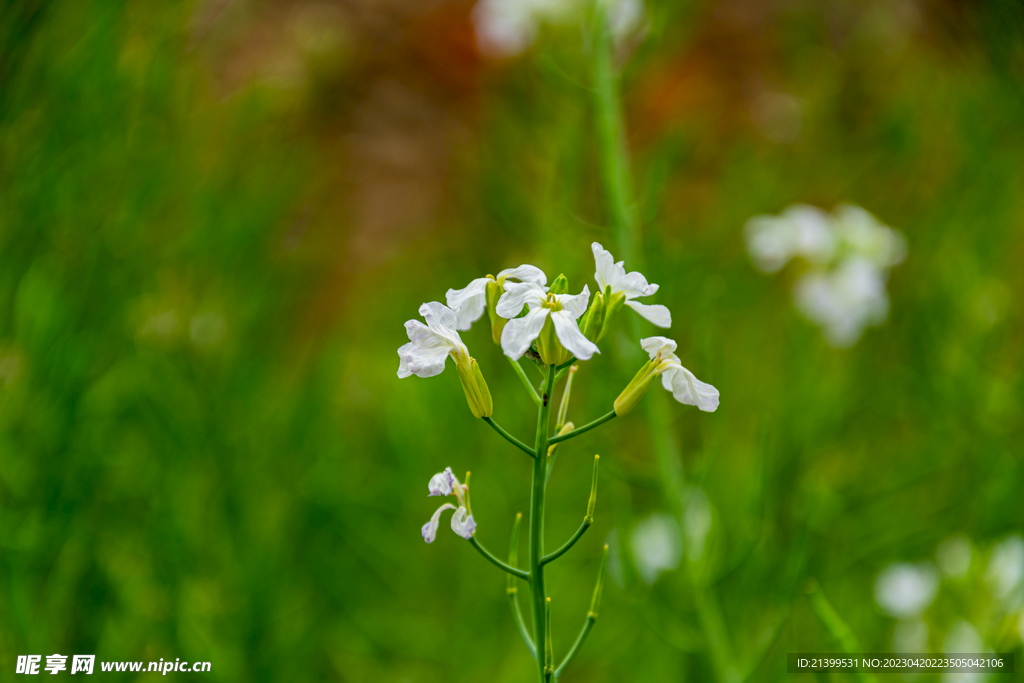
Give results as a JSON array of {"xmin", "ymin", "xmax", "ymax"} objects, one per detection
[
  {"xmin": 616, "ymin": 271, "xmax": 658, "ymax": 299},
  {"xmin": 744, "ymin": 214, "xmax": 798, "ymax": 273},
  {"xmin": 446, "ymin": 278, "xmax": 490, "ymax": 331},
  {"xmin": 419, "ymin": 302, "xmax": 463, "ymax": 345},
  {"xmin": 422, "ymin": 503, "xmax": 456, "ymax": 543},
  {"xmin": 497, "ymin": 264, "xmax": 547, "ymax": 285},
  {"xmin": 625, "ymin": 300, "xmax": 672, "ymax": 327},
  {"xmin": 398, "ymin": 325, "xmax": 451, "ymax": 378},
  {"xmin": 551, "ymin": 310, "xmax": 600, "ymax": 360},
  {"xmin": 500, "ymin": 307, "xmax": 549, "ymax": 359},
  {"xmin": 450, "ymin": 506, "xmax": 477, "ymax": 539},
  {"xmin": 428, "ymin": 467, "xmax": 456, "ymax": 497},
  {"xmin": 641, "ymin": 336, "xmax": 677, "ymax": 360},
  {"xmin": 592, "ymin": 242, "xmax": 618, "ymax": 291},
  {"xmin": 496, "ymin": 281, "xmax": 547, "ymax": 319},
  {"xmin": 663, "ymin": 364, "xmax": 719, "ymax": 412},
  {"xmin": 553, "ymin": 285, "xmax": 591, "ymax": 319}
]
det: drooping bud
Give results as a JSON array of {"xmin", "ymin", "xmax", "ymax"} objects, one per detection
[
  {"xmin": 485, "ymin": 277, "xmax": 506, "ymax": 345},
  {"xmin": 613, "ymin": 359, "xmax": 659, "ymax": 416},
  {"xmin": 549, "ymin": 273, "xmax": 569, "ymax": 295},
  {"xmin": 579, "ymin": 291, "xmax": 606, "ymax": 342},
  {"xmin": 454, "ymin": 356, "xmax": 494, "ymax": 418}
]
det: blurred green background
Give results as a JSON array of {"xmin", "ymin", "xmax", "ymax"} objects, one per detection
[{"xmin": 1, "ymin": 0, "xmax": 1023, "ymax": 680}]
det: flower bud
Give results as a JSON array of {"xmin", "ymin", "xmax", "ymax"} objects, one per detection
[
  {"xmin": 613, "ymin": 359, "xmax": 659, "ymax": 416},
  {"xmin": 549, "ymin": 273, "xmax": 569, "ymax": 295},
  {"xmin": 579, "ymin": 291, "xmax": 606, "ymax": 342},
  {"xmin": 597, "ymin": 290, "xmax": 626, "ymax": 342},
  {"xmin": 455, "ymin": 356, "xmax": 493, "ymax": 418},
  {"xmin": 535, "ymin": 316, "xmax": 571, "ymax": 366},
  {"xmin": 485, "ymin": 278, "xmax": 506, "ymax": 345}
]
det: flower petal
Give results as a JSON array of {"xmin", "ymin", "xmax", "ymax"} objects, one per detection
[
  {"xmin": 663, "ymin": 364, "xmax": 719, "ymax": 412},
  {"xmin": 625, "ymin": 300, "xmax": 672, "ymax": 327},
  {"xmin": 398, "ymin": 326, "xmax": 451, "ymax": 378},
  {"xmin": 496, "ymin": 281, "xmax": 547, "ymax": 319},
  {"xmin": 446, "ymin": 278, "xmax": 490, "ymax": 331},
  {"xmin": 615, "ymin": 271, "xmax": 658, "ymax": 299},
  {"xmin": 500, "ymin": 307, "xmax": 549, "ymax": 359},
  {"xmin": 553, "ymin": 285, "xmax": 591, "ymax": 319},
  {"xmin": 422, "ymin": 503, "xmax": 457, "ymax": 543},
  {"xmin": 551, "ymin": 310, "xmax": 600, "ymax": 360},
  {"xmin": 640, "ymin": 336, "xmax": 677, "ymax": 360},
  {"xmin": 592, "ymin": 242, "xmax": 619, "ymax": 291},
  {"xmin": 497, "ymin": 264, "xmax": 548, "ymax": 286},
  {"xmin": 428, "ymin": 467, "xmax": 456, "ymax": 497},
  {"xmin": 450, "ymin": 506, "xmax": 477, "ymax": 539}
]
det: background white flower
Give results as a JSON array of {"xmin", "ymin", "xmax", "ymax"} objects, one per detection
[
  {"xmin": 744, "ymin": 203, "xmax": 907, "ymax": 348},
  {"xmin": 630, "ymin": 513, "xmax": 682, "ymax": 585},
  {"xmin": 874, "ymin": 562, "xmax": 939, "ymax": 619}
]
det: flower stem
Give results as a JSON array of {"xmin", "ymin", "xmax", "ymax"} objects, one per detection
[
  {"xmin": 547, "ymin": 410, "xmax": 617, "ymax": 445},
  {"xmin": 506, "ymin": 513, "xmax": 537, "ymax": 658},
  {"xmin": 529, "ymin": 363, "xmax": 556, "ymax": 683},
  {"xmin": 553, "ymin": 544, "xmax": 608, "ymax": 678},
  {"xmin": 509, "ymin": 357, "xmax": 543, "ymax": 406},
  {"xmin": 539, "ymin": 520, "xmax": 590, "ymax": 566},
  {"xmin": 482, "ymin": 417, "xmax": 536, "ymax": 458},
  {"xmin": 468, "ymin": 536, "xmax": 529, "ymax": 580}
]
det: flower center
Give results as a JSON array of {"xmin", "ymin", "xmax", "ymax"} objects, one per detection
[{"xmin": 541, "ymin": 294, "xmax": 563, "ymax": 312}]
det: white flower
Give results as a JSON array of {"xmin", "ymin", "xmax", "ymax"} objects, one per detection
[
  {"xmin": 986, "ymin": 535, "xmax": 1024, "ymax": 600},
  {"xmin": 473, "ymin": 0, "xmax": 645, "ymax": 59},
  {"xmin": 446, "ymin": 264, "xmax": 547, "ymax": 331},
  {"xmin": 630, "ymin": 513, "xmax": 682, "ymax": 585},
  {"xmin": 832, "ymin": 204, "xmax": 907, "ymax": 269},
  {"xmin": 397, "ymin": 302, "xmax": 470, "ymax": 378},
  {"xmin": 592, "ymin": 242, "xmax": 671, "ymax": 327},
  {"xmin": 793, "ymin": 257, "xmax": 890, "ymax": 348},
  {"xmin": 640, "ymin": 336, "xmax": 719, "ymax": 412},
  {"xmin": 422, "ymin": 468, "xmax": 477, "ymax": 543},
  {"xmin": 743, "ymin": 204, "xmax": 835, "ymax": 273},
  {"xmin": 496, "ymin": 282, "xmax": 599, "ymax": 362},
  {"xmin": 874, "ymin": 562, "xmax": 939, "ymax": 619}
]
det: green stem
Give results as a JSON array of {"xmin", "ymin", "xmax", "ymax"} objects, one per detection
[
  {"xmin": 483, "ymin": 417, "xmax": 536, "ymax": 458},
  {"xmin": 548, "ymin": 411, "xmax": 617, "ymax": 444},
  {"xmin": 529, "ymin": 364, "xmax": 556, "ymax": 683},
  {"xmin": 469, "ymin": 536, "xmax": 529, "ymax": 580},
  {"xmin": 540, "ymin": 520, "xmax": 591, "ymax": 566},
  {"xmin": 509, "ymin": 357, "xmax": 543, "ymax": 406},
  {"xmin": 553, "ymin": 544, "xmax": 608, "ymax": 678},
  {"xmin": 506, "ymin": 513, "xmax": 537, "ymax": 658},
  {"xmin": 807, "ymin": 581, "xmax": 879, "ymax": 683}
]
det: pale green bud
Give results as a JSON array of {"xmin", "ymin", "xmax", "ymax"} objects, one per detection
[
  {"xmin": 549, "ymin": 273, "xmax": 569, "ymax": 295},
  {"xmin": 485, "ymin": 277, "xmax": 506, "ymax": 345},
  {"xmin": 579, "ymin": 291, "xmax": 606, "ymax": 342},
  {"xmin": 455, "ymin": 356, "xmax": 493, "ymax": 418},
  {"xmin": 613, "ymin": 359, "xmax": 660, "ymax": 416}
]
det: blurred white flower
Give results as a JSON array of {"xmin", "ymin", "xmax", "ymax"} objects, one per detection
[
  {"xmin": 986, "ymin": 535, "xmax": 1024, "ymax": 602},
  {"xmin": 941, "ymin": 621, "xmax": 988, "ymax": 683},
  {"xmin": 744, "ymin": 204, "xmax": 835, "ymax": 273},
  {"xmin": 745, "ymin": 203, "xmax": 906, "ymax": 347},
  {"xmin": 874, "ymin": 562, "xmax": 939, "ymax": 619},
  {"xmin": 630, "ymin": 513, "xmax": 682, "ymax": 585},
  {"xmin": 936, "ymin": 535, "xmax": 973, "ymax": 579},
  {"xmin": 473, "ymin": 0, "xmax": 645, "ymax": 58},
  {"xmin": 892, "ymin": 619, "xmax": 929, "ymax": 653},
  {"xmin": 794, "ymin": 257, "xmax": 890, "ymax": 348}
]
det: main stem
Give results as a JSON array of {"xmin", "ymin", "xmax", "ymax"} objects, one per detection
[{"xmin": 529, "ymin": 363, "xmax": 556, "ymax": 682}]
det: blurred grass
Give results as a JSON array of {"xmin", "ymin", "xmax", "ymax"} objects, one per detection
[{"xmin": 1, "ymin": 0, "xmax": 1023, "ymax": 681}]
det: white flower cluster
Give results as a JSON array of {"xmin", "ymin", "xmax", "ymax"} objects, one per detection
[
  {"xmin": 398, "ymin": 242, "xmax": 720, "ymax": 544},
  {"xmin": 744, "ymin": 204, "xmax": 907, "ymax": 348}
]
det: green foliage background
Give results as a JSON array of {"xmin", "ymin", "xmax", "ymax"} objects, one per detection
[{"xmin": 1, "ymin": 0, "xmax": 1022, "ymax": 680}]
